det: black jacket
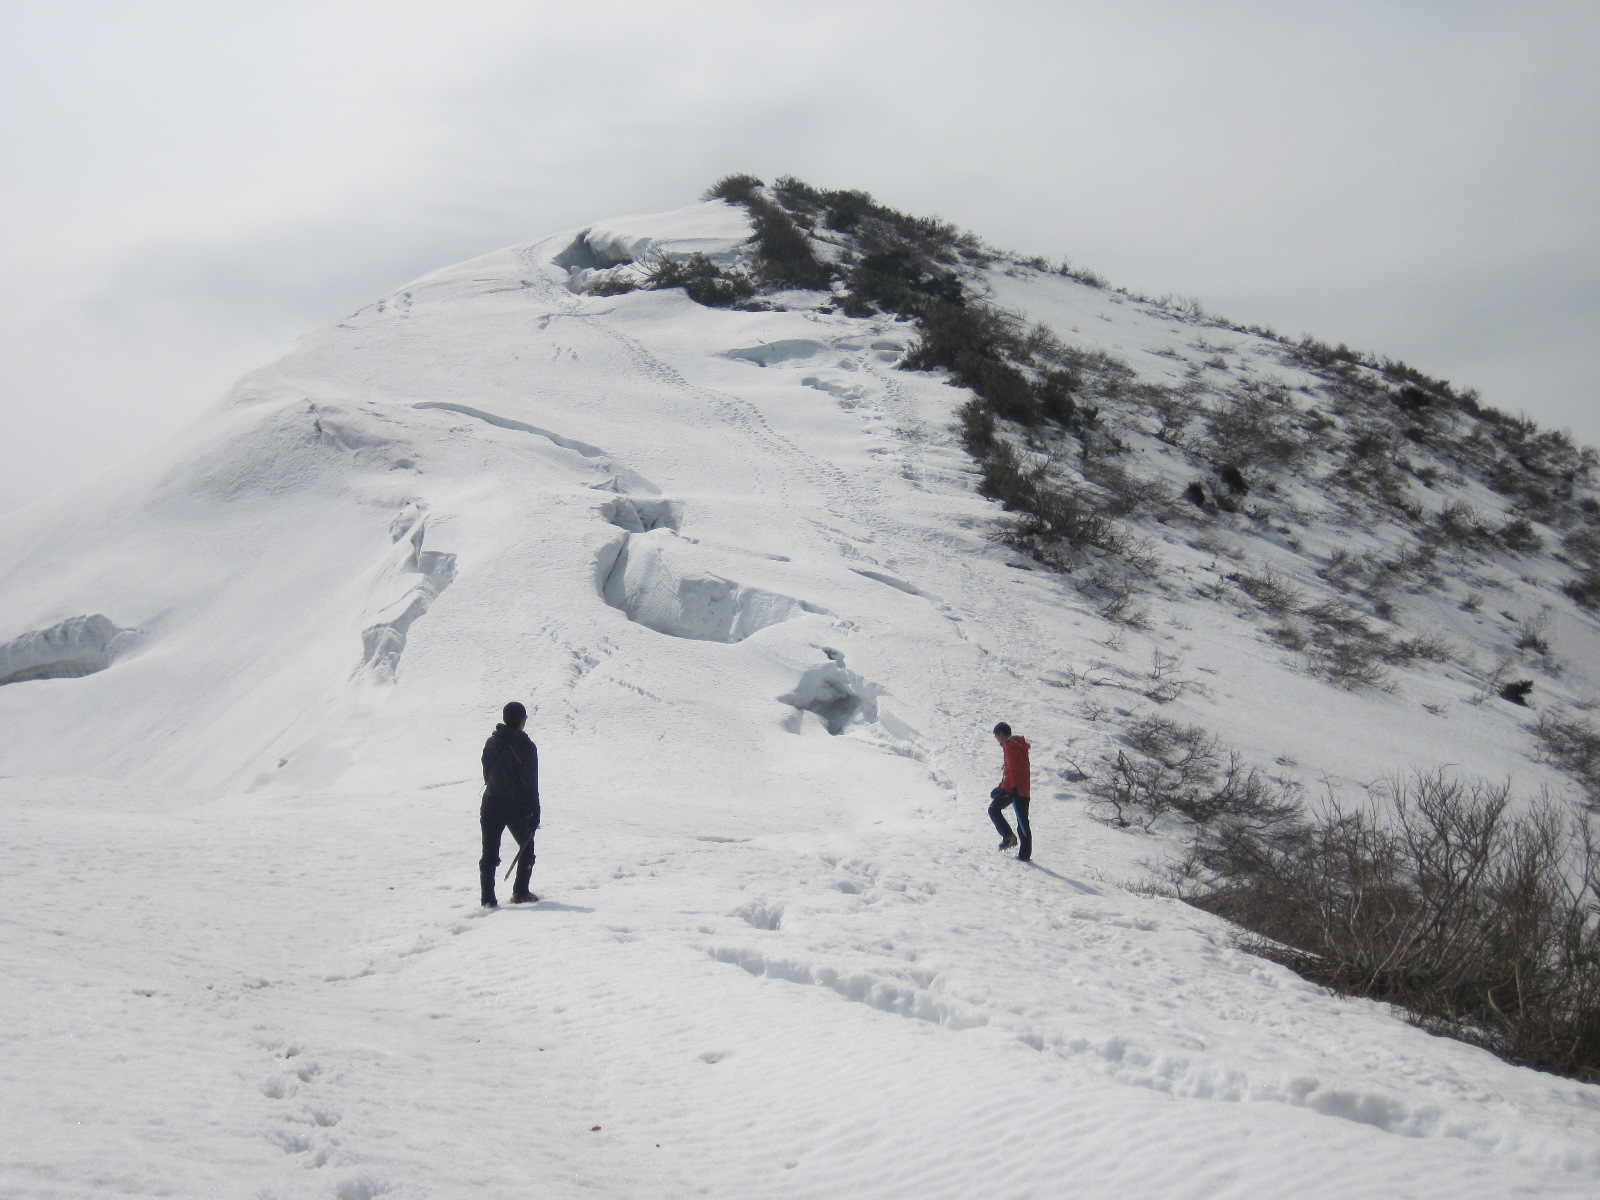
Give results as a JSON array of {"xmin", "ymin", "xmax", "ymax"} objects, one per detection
[{"xmin": 482, "ymin": 724, "xmax": 540, "ymax": 822}]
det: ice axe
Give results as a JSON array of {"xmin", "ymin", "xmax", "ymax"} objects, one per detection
[{"xmin": 502, "ymin": 832, "xmax": 534, "ymax": 881}]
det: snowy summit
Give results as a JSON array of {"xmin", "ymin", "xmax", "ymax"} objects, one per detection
[{"xmin": 4, "ymin": 177, "xmax": 1600, "ymax": 1198}]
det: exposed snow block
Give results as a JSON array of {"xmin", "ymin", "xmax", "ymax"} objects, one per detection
[
  {"xmin": 309, "ymin": 403, "xmax": 392, "ymax": 455},
  {"xmin": 553, "ymin": 230, "xmax": 645, "ymax": 295},
  {"xmin": 551, "ymin": 229, "xmax": 624, "ymax": 272},
  {"xmin": 581, "ymin": 204, "xmax": 751, "ymax": 268},
  {"xmin": 410, "ymin": 402, "xmax": 608, "ymax": 458},
  {"xmin": 802, "ymin": 374, "xmax": 868, "ymax": 407},
  {"xmin": 358, "ymin": 524, "xmax": 456, "ymax": 681},
  {"xmin": 850, "ymin": 567, "xmax": 940, "ymax": 601},
  {"xmin": 601, "ymin": 532, "xmax": 818, "ymax": 643},
  {"xmin": 599, "ymin": 496, "xmax": 683, "ymax": 533},
  {"xmin": 779, "ymin": 650, "xmax": 879, "ymax": 735},
  {"xmin": 777, "ymin": 649, "xmax": 927, "ymax": 756},
  {"xmin": 0, "ymin": 615, "xmax": 136, "ymax": 686},
  {"xmin": 724, "ymin": 340, "xmax": 830, "ymax": 367},
  {"xmin": 589, "ymin": 469, "xmax": 661, "ymax": 496},
  {"xmin": 778, "ymin": 647, "xmax": 899, "ymax": 736},
  {"xmin": 734, "ymin": 901, "xmax": 784, "ymax": 931}
]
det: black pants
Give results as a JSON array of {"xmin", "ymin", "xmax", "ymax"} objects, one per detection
[
  {"xmin": 989, "ymin": 788, "xmax": 1032, "ymax": 862},
  {"xmin": 480, "ymin": 797, "xmax": 536, "ymax": 903}
]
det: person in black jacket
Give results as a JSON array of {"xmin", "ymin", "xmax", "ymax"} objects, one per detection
[{"xmin": 479, "ymin": 701, "xmax": 540, "ymax": 908}]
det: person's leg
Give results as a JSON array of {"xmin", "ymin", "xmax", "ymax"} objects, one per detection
[
  {"xmin": 1013, "ymin": 796, "xmax": 1032, "ymax": 862},
  {"xmin": 479, "ymin": 805, "xmax": 506, "ymax": 906},
  {"xmin": 988, "ymin": 788, "xmax": 1016, "ymax": 846},
  {"xmin": 508, "ymin": 814, "xmax": 536, "ymax": 899}
]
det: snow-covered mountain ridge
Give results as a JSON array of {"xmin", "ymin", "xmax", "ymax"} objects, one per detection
[{"xmin": 3, "ymin": 182, "xmax": 1599, "ymax": 1198}]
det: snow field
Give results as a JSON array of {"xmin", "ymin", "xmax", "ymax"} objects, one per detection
[
  {"xmin": 4, "ymin": 199, "xmax": 1600, "ymax": 1197},
  {"xmin": 7, "ymin": 773, "xmax": 1600, "ymax": 1199}
]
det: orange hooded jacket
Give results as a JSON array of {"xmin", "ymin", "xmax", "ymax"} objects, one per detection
[{"xmin": 1000, "ymin": 735, "xmax": 1031, "ymax": 797}]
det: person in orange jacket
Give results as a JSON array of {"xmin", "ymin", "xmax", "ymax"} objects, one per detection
[{"xmin": 988, "ymin": 721, "xmax": 1031, "ymax": 861}]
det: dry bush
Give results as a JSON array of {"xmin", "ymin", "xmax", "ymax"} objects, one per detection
[
  {"xmin": 1081, "ymin": 459, "xmax": 1170, "ymax": 519},
  {"xmin": 1513, "ymin": 607, "xmax": 1554, "ymax": 655},
  {"xmin": 1088, "ymin": 717, "xmax": 1300, "ymax": 832},
  {"xmin": 1318, "ymin": 548, "xmax": 1372, "ymax": 593},
  {"xmin": 643, "ymin": 254, "xmax": 755, "ymax": 307},
  {"xmin": 1191, "ymin": 533, "xmax": 1243, "ymax": 562},
  {"xmin": 1564, "ymin": 570, "xmax": 1600, "ymax": 611},
  {"xmin": 702, "ymin": 173, "xmax": 764, "ymax": 203},
  {"xmin": 1056, "ymin": 259, "xmax": 1107, "ymax": 287},
  {"xmin": 1144, "ymin": 649, "xmax": 1193, "ymax": 703},
  {"xmin": 1176, "ymin": 772, "xmax": 1600, "ymax": 1082},
  {"xmin": 1564, "ymin": 528, "xmax": 1600, "ymax": 568},
  {"xmin": 1383, "ymin": 632, "xmax": 1454, "ymax": 666},
  {"xmin": 747, "ymin": 196, "xmax": 834, "ymax": 290},
  {"xmin": 972, "ymin": 438, "xmax": 1157, "ymax": 578},
  {"xmin": 1266, "ymin": 600, "xmax": 1451, "ymax": 689},
  {"xmin": 1427, "ymin": 501, "xmax": 1498, "ymax": 553},
  {"xmin": 585, "ymin": 275, "xmax": 637, "ymax": 297},
  {"xmin": 1144, "ymin": 383, "xmax": 1199, "ymax": 445},
  {"xmin": 1533, "ymin": 710, "xmax": 1600, "ymax": 809},
  {"xmin": 1499, "ymin": 517, "xmax": 1543, "ymax": 554},
  {"xmin": 1311, "ymin": 637, "xmax": 1393, "ymax": 690},
  {"xmin": 1203, "ymin": 387, "xmax": 1304, "ymax": 471},
  {"xmin": 1227, "ymin": 565, "xmax": 1303, "ymax": 615},
  {"xmin": 1300, "ymin": 599, "xmax": 1369, "ymax": 638},
  {"xmin": 1080, "ymin": 568, "xmax": 1152, "ymax": 628},
  {"xmin": 1467, "ymin": 653, "xmax": 1520, "ymax": 706},
  {"xmin": 1374, "ymin": 544, "xmax": 1441, "ymax": 591},
  {"xmin": 1344, "ymin": 426, "xmax": 1393, "ymax": 463},
  {"xmin": 1268, "ymin": 624, "xmax": 1307, "ymax": 652}
]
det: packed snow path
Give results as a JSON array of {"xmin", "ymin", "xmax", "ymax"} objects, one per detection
[{"xmin": 4, "ymin": 202, "xmax": 1599, "ymax": 1198}]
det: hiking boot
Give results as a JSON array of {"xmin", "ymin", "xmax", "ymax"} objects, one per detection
[
  {"xmin": 998, "ymin": 835, "xmax": 1018, "ymax": 851},
  {"xmin": 510, "ymin": 891, "xmax": 539, "ymax": 904},
  {"xmin": 481, "ymin": 897, "xmax": 498, "ymax": 909}
]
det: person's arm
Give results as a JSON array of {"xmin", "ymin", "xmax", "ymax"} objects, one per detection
[
  {"xmin": 522, "ymin": 742, "xmax": 540, "ymax": 803},
  {"xmin": 529, "ymin": 744, "xmax": 541, "ymax": 827},
  {"xmin": 482, "ymin": 739, "xmax": 499, "ymax": 788}
]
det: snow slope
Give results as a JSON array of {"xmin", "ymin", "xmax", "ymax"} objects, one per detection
[{"xmin": 4, "ymin": 198, "xmax": 1600, "ymax": 1199}]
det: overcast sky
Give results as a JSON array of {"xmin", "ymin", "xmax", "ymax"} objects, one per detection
[{"xmin": 2, "ymin": 0, "xmax": 1596, "ymax": 515}]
